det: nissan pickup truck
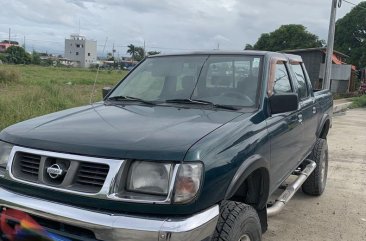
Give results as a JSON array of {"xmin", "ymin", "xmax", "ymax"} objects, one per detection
[{"xmin": 0, "ymin": 51, "xmax": 333, "ymax": 241}]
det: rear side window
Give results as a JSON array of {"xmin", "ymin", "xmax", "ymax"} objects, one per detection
[
  {"xmin": 291, "ymin": 63, "xmax": 309, "ymax": 99},
  {"xmin": 273, "ymin": 62, "xmax": 292, "ymax": 94}
]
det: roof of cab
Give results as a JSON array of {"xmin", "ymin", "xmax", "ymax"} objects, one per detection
[
  {"xmin": 147, "ymin": 50, "xmax": 303, "ymax": 62},
  {"xmin": 148, "ymin": 50, "xmax": 270, "ymax": 57}
]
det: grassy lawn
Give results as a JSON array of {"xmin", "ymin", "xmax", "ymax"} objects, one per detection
[{"xmin": 0, "ymin": 65, "xmax": 127, "ymax": 130}]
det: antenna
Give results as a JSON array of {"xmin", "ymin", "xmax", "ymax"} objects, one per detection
[{"xmin": 89, "ymin": 37, "xmax": 108, "ymax": 104}]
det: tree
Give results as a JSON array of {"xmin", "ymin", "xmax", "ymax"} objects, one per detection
[
  {"xmin": 134, "ymin": 47, "xmax": 145, "ymax": 61},
  {"xmin": 335, "ymin": 2, "xmax": 366, "ymax": 68},
  {"xmin": 127, "ymin": 44, "xmax": 146, "ymax": 61},
  {"xmin": 5, "ymin": 46, "xmax": 31, "ymax": 64},
  {"xmin": 251, "ymin": 24, "xmax": 324, "ymax": 51},
  {"xmin": 127, "ymin": 44, "xmax": 136, "ymax": 61},
  {"xmin": 244, "ymin": 44, "xmax": 254, "ymax": 50},
  {"xmin": 147, "ymin": 51, "xmax": 161, "ymax": 56},
  {"xmin": 106, "ymin": 52, "xmax": 114, "ymax": 61},
  {"xmin": 31, "ymin": 50, "xmax": 41, "ymax": 65}
]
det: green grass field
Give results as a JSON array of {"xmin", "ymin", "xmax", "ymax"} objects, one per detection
[{"xmin": 0, "ymin": 65, "xmax": 127, "ymax": 130}]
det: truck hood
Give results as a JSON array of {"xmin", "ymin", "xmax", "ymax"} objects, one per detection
[{"xmin": 0, "ymin": 104, "xmax": 244, "ymax": 161}]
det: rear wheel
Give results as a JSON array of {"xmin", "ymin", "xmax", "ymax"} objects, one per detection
[
  {"xmin": 212, "ymin": 201, "xmax": 262, "ymax": 241},
  {"xmin": 302, "ymin": 138, "xmax": 328, "ymax": 196}
]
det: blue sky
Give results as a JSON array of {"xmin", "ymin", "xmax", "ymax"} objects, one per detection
[{"xmin": 0, "ymin": 0, "xmax": 362, "ymax": 56}]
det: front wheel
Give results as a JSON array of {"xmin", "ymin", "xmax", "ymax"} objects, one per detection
[
  {"xmin": 212, "ymin": 201, "xmax": 262, "ymax": 241},
  {"xmin": 302, "ymin": 138, "xmax": 329, "ymax": 196}
]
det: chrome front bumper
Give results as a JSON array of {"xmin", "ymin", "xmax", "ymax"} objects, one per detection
[{"xmin": 0, "ymin": 188, "xmax": 219, "ymax": 241}]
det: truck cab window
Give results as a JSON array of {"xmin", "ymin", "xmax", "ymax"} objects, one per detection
[
  {"xmin": 273, "ymin": 62, "xmax": 292, "ymax": 94},
  {"xmin": 291, "ymin": 63, "xmax": 309, "ymax": 99}
]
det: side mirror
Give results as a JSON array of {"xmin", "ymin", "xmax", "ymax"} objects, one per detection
[
  {"xmin": 269, "ymin": 93, "xmax": 298, "ymax": 115},
  {"xmin": 102, "ymin": 87, "xmax": 112, "ymax": 99}
]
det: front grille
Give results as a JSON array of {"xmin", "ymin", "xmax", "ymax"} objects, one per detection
[
  {"xmin": 13, "ymin": 152, "xmax": 41, "ymax": 182},
  {"xmin": 75, "ymin": 163, "xmax": 109, "ymax": 193},
  {"xmin": 11, "ymin": 151, "xmax": 110, "ymax": 194}
]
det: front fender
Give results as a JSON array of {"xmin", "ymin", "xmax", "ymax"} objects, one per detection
[{"xmin": 225, "ymin": 155, "xmax": 270, "ymax": 208}]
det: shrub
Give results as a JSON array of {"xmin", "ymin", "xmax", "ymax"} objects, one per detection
[
  {"xmin": 351, "ymin": 95, "xmax": 366, "ymax": 108},
  {"xmin": 5, "ymin": 46, "xmax": 31, "ymax": 64},
  {"xmin": 0, "ymin": 68, "xmax": 21, "ymax": 84}
]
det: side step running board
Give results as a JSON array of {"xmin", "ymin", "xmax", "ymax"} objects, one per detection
[{"xmin": 267, "ymin": 160, "xmax": 317, "ymax": 217}]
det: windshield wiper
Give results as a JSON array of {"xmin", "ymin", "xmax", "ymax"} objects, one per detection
[
  {"xmin": 165, "ymin": 98, "xmax": 212, "ymax": 105},
  {"xmin": 165, "ymin": 99, "xmax": 239, "ymax": 110},
  {"xmin": 107, "ymin": 96, "xmax": 156, "ymax": 105}
]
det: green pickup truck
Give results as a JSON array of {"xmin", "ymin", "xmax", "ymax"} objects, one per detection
[{"xmin": 0, "ymin": 51, "xmax": 333, "ymax": 241}]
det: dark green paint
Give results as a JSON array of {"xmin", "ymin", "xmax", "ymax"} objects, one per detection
[{"xmin": 0, "ymin": 52, "xmax": 333, "ymax": 216}]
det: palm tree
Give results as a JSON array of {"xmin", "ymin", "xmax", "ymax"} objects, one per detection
[{"xmin": 127, "ymin": 44, "xmax": 136, "ymax": 61}]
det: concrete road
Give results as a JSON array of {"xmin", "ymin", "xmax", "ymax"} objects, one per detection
[{"xmin": 263, "ymin": 108, "xmax": 366, "ymax": 241}]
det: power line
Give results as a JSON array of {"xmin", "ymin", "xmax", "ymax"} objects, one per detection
[{"xmin": 342, "ymin": 0, "xmax": 366, "ymax": 9}]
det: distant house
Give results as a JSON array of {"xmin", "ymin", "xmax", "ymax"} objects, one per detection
[
  {"xmin": 0, "ymin": 40, "xmax": 19, "ymax": 53},
  {"xmin": 64, "ymin": 34, "xmax": 97, "ymax": 68},
  {"xmin": 285, "ymin": 47, "xmax": 356, "ymax": 93},
  {"xmin": 58, "ymin": 58, "xmax": 79, "ymax": 67}
]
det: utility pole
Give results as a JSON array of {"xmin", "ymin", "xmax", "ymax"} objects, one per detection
[
  {"xmin": 143, "ymin": 40, "xmax": 146, "ymax": 57},
  {"xmin": 112, "ymin": 42, "xmax": 115, "ymax": 59},
  {"xmin": 323, "ymin": 0, "xmax": 342, "ymax": 89},
  {"xmin": 8, "ymin": 28, "xmax": 11, "ymax": 43},
  {"xmin": 24, "ymin": 36, "xmax": 26, "ymax": 51}
]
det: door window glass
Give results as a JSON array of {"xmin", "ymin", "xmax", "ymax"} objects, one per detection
[
  {"xmin": 273, "ymin": 62, "xmax": 292, "ymax": 94},
  {"xmin": 291, "ymin": 63, "xmax": 309, "ymax": 99}
]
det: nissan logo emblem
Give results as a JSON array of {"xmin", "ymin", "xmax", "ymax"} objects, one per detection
[{"xmin": 46, "ymin": 164, "xmax": 64, "ymax": 179}]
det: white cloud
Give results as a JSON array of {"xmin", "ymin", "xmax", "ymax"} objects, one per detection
[{"xmin": 0, "ymin": 0, "xmax": 360, "ymax": 55}]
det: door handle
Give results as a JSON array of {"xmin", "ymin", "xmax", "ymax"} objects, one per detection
[
  {"xmin": 298, "ymin": 114, "xmax": 303, "ymax": 124},
  {"xmin": 313, "ymin": 107, "xmax": 317, "ymax": 114}
]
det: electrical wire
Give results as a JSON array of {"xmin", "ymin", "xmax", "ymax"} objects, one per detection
[{"xmin": 342, "ymin": 0, "xmax": 366, "ymax": 9}]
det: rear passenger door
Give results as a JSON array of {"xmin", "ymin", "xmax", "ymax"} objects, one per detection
[
  {"xmin": 267, "ymin": 61, "xmax": 304, "ymax": 190},
  {"xmin": 290, "ymin": 62, "xmax": 318, "ymax": 159}
]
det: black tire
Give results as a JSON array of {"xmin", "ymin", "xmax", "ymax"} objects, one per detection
[
  {"xmin": 302, "ymin": 138, "xmax": 328, "ymax": 196},
  {"xmin": 212, "ymin": 201, "xmax": 262, "ymax": 241}
]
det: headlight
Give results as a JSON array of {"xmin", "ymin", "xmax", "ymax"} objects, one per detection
[
  {"xmin": 127, "ymin": 161, "xmax": 173, "ymax": 196},
  {"xmin": 173, "ymin": 163, "xmax": 203, "ymax": 204},
  {"xmin": 111, "ymin": 161, "xmax": 203, "ymax": 204},
  {"xmin": 0, "ymin": 141, "xmax": 13, "ymax": 170}
]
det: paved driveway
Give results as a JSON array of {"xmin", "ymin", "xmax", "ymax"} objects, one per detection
[{"xmin": 263, "ymin": 108, "xmax": 366, "ymax": 241}]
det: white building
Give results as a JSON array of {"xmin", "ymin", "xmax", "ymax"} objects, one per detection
[{"xmin": 64, "ymin": 34, "xmax": 97, "ymax": 68}]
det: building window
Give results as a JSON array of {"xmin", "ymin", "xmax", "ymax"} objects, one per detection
[
  {"xmin": 82, "ymin": 44, "xmax": 84, "ymax": 48},
  {"xmin": 70, "ymin": 43, "xmax": 72, "ymax": 46},
  {"xmin": 76, "ymin": 44, "xmax": 80, "ymax": 48},
  {"xmin": 76, "ymin": 52, "xmax": 79, "ymax": 56},
  {"xmin": 88, "ymin": 53, "xmax": 91, "ymax": 56}
]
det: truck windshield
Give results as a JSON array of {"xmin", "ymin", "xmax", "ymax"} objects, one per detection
[{"xmin": 108, "ymin": 55, "xmax": 262, "ymax": 108}]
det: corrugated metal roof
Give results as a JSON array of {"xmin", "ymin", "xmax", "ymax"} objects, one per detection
[{"xmin": 284, "ymin": 47, "xmax": 349, "ymax": 58}]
